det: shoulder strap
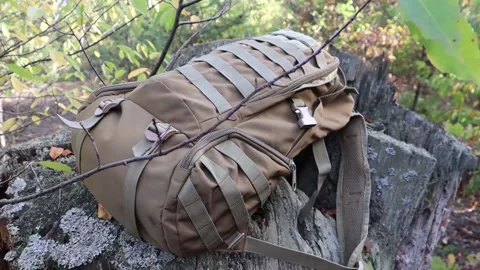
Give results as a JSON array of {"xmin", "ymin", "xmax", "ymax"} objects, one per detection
[
  {"xmin": 240, "ymin": 113, "xmax": 370, "ymax": 270},
  {"xmin": 336, "ymin": 113, "xmax": 371, "ymax": 266}
]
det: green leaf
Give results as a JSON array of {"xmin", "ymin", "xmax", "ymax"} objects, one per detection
[
  {"xmin": 160, "ymin": 5, "xmax": 176, "ymax": 31},
  {"xmin": 65, "ymin": 56, "xmax": 81, "ymax": 72},
  {"xmin": 131, "ymin": 0, "xmax": 148, "ymax": 14},
  {"xmin": 31, "ymin": 115, "xmax": 41, "ymax": 125},
  {"xmin": 399, "ymin": 0, "xmax": 480, "ymax": 86},
  {"xmin": 115, "ymin": 69, "xmax": 126, "ymax": 79},
  {"xmin": 1, "ymin": 117, "xmax": 16, "ymax": 132},
  {"xmin": 26, "ymin": 6, "xmax": 44, "ymax": 21},
  {"xmin": 6, "ymin": 63, "xmax": 34, "ymax": 80},
  {"xmin": 38, "ymin": 161, "xmax": 72, "ymax": 175},
  {"xmin": 430, "ymin": 256, "xmax": 446, "ymax": 270}
]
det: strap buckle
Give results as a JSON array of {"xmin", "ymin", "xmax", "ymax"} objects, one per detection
[
  {"xmin": 144, "ymin": 122, "xmax": 178, "ymax": 142},
  {"xmin": 94, "ymin": 98, "xmax": 122, "ymax": 116},
  {"xmin": 291, "ymin": 98, "xmax": 317, "ymax": 128}
]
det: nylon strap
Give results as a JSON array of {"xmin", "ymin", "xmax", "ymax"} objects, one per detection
[
  {"xmin": 242, "ymin": 236, "xmax": 360, "ymax": 270},
  {"xmin": 177, "ymin": 65, "xmax": 232, "ymax": 113},
  {"xmin": 272, "ymin": 29, "xmax": 318, "ymax": 48},
  {"xmin": 216, "ymin": 44, "xmax": 277, "ymax": 82},
  {"xmin": 124, "ymin": 158, "xmax": 150, "ymax": 239},
  {"xmin": 199, "ymin": 155, "xmax": 249, "ymax": 231},
  {"xmin": 336, "ymin": 113, "xmax": 371, "ymax": 266},
  {"xmin": 178, "ymin": 178, "xmax": 224, "ymax": 250},
  {"xmin": 263, "ymin": 34, "xmax": 309, "ymax": 51},
  {"xmin": 253, "ymin": 36, "xmax": 312, "ymax": 73},
  {"xmin": 214, "ymin": 140, "xmax": 270, "ymax": 205},
  {"xmin": 298, "ymin": 139, "xmax": 331, "ymax": 222},
  {"xmin": 57, "ymin": 113, "xmax": 103, "ymax": 130},
  {"xmin": 237, "ymin": 40, "xmax": 296, "ymax": 79},
  {"xmin": 192, "ymin": 55, "xmax": 255, "ymax": 98}
]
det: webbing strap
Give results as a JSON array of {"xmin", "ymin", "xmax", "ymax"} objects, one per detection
[
  {"xmin": 192, "ymin": 55, "xmax": 255, "ymax": 98},
  {"xmin": 298, "ymin": 139, "xmax": 331, "ymax": 222},
  {"xmin": 243, "ymin": 236, "xmax": 360, "ymax": 270},
  {"xmin": 272, "ymin": 29, "xmax": 318, "ymax": 48},
  {"xmin": 177, "ymin": 65, "xmax": 232, "ymax": 113},
  {"xmin": 216, "ymin": 44, "xmax": 277, "ymax": 82},
  {"xmin": 124, "ymin": 158, "xmax": 149, "ymax": 239},
  {"xmin": 214, "ymin": 140, "xmax": 270, "ymax": 205},
  {"xmin": 199, "ymin": 155, "xmax": 249, "ymax": 231},
  {"xmin": 178, "ymin": 178, "xmax": 224, "ymax": 250},
  {"xmin": 57, "ymin": 113, "xmax": 103, "ymax": 130},
  {"xmin": 75, "ymin": 131, "xmax": 87, "ymax": 173},
  {"xmin": 263, "ymin": 34, "xmax": 309, "ymax": 51},
  {"xmin": 253, "ymin": 36, "xmax": 312, "ymax": 73},
  {"xmin": 237, "ymin": 40, "xmax": 295, "ymax": 76},
  {"xmin": 337, "ymin": 113, "xmax": 371, "ymax": 266}
]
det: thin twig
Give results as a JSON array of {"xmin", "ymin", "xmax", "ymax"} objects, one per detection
[
  {"xmin": 66, "ymin": 22, "xmax": 106, "ymax": 85},
  {"xmin": 0, "ymin": 114, "xmax": 53, "ymax": 137},
  {"xmin": 0, "ymin": 0, "xmax": 372, "ymax": 207},
  {"xmin": 150, "ymin": 0, "xmax": 185, "ymax": 77},
  {"xmin": 79, "ymin": 122, "xmax": 100, "ymax": 168},
  {"xmin": 0, "ymin": 1, "xmax": 164, "ymax": 80},
  {"xmin": 182, "ymin": 0, "xmax": 202, "ymax": 8},
  {"xmin": 165, "ymin": 0, "xmax": 236, "ymax": 70},
  {"xmin": 29, "ymin": 163, "xmax": 43, "ymax": 191},
  {"xmin": 179, "ymin": 2, "xmax": 231, "ymax": 26},
  {"xmin": 0, "ymin": 1, "xmax": 81, "ymax": 58}
]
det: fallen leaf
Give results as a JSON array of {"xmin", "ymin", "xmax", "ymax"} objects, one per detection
[
  {"xmin": 61, "ymin": 149, "xmax": 73, "ymax": 157},
  {"xmin": 98, "ymin": 204, "xmax": 112, "ymax": 220},
  {"xmin": 326, "ymin": 209, "xmax": 336, "ymax": 217},
  {"xmin": 49, "ymin": 147, "xmax": 64, "ymax": 160}
]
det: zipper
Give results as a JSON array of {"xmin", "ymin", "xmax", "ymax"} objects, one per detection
[
  {"xmin": 250, "ymin": 57, "xmax": 340, "ymax": 103},
  {"xmin": 180, "ymin": 128, "xmax": 295, "ymax": 180}
]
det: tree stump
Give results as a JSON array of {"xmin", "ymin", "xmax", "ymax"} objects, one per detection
[{"xmin": 0, "ymin": 43, "xmax": 477, "ymax": 270}]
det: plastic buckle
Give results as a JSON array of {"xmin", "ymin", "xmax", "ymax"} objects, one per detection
[
  {"xmin": 294, "ymin": 106, "xmax": 317, "ymax": 128},
  {"xmin": 94, "ymin": 98, "xmax": 118, "ymax": 116},
  {"xmin": 145, "ymin": 123, "xmax": 177, "ymax": 142}
]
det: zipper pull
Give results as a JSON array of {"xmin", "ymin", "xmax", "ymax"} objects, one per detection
[{"xmin": 289, "ymin": 160, "xmax": 297, "ymax": 191}]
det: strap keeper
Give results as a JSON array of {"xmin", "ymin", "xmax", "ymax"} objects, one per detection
[{"xmin": 225, "ymin": 231, "xmax": 246, "ymax": 250}]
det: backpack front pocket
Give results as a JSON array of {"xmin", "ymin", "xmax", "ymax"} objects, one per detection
[{"xmin": 172, "ymin": 128, "xmax": 295, "ymax": 256}]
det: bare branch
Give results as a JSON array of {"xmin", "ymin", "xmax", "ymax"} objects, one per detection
[
  {"xmin": 165, "ymin": 0, "xmax": 237, "ymax": 70},
  {"xmin": 0, "ymin": 114, "xmax": 53, "ymax": 137},
  {"xmin": 66, "ymin": 22, "xmax": 106, "ymax": 86},
  {"xmin": 0, "ymin": 0, "xmax": 372, "ymax": 207},
  {"xmin": 182, "ymin": 0, "xmax": 202, "ymax": 8},
  {"xmin": 0, "ymin": 1, "xmax": 164, "ymax": 80},
  {"xmin": 79, "ymin": 122, "xmax": 101, "ymax": 169},
  {"xmin": 0, "ymin": 1, "xmax": 81, "ymax": 58},
  {"xmin": 179, "ymin": 2, "xmax": 232, "ymax": 26},
  {"xmin": 150, "ymin": 0, "xmax": 185, "ymax": 77}
]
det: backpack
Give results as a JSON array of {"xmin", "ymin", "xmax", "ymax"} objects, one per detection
[{"xmin": 59, "ymin": 29, "xmax": 371, "ymax": 270}]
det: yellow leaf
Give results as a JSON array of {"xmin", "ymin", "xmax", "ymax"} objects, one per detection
[
  {"xmin": 190, "ymin": 15, "xmax": 200, "ymax": 22},
  {"xmin": 11, "ymin": 77, "xmax": 26, "ymax": 93},
  {"xmin": 98, "ymin": 204, "xmax": 113, "ymax": 220},
  {"xmin": 171, "ymin": 0, "xmax": 179, "ymax": 8},
  {"xmin": 50, "ymin": 51, "xmax": 68, "ymax": 66},
  {"xmin": 447, "ymin": 253, "xmax": 456, "ymax": 267},
  {"xmin": 1, "ymin": 117, "xmax": 16, "ymax": 132},
  {"xmin": 30, "ymin": 100, "xmax": 38, "ymax": 109},
  {"xmin": 9, "ymin": 123, "xmax": 19, "ymax": 132},
  {"xmin": 181, "ymin": 9, "xmax": 191, "ymax": 16},
  {"xmin": 128, "ymin": 68, "xmax": 149, "ymax": 79},
  {"xmin": 31, "ymin": 115, "xmax": 41, "ymax": 125}
]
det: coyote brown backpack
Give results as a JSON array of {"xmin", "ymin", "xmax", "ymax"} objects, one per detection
[{"xmin": 59, "ymin": 29, "xmax": 371, "ymax": 270}]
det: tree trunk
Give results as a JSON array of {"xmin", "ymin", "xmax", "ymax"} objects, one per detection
[{"xmin": 0, "ymin": 42, "xmax": 477, "ymax": 270}]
